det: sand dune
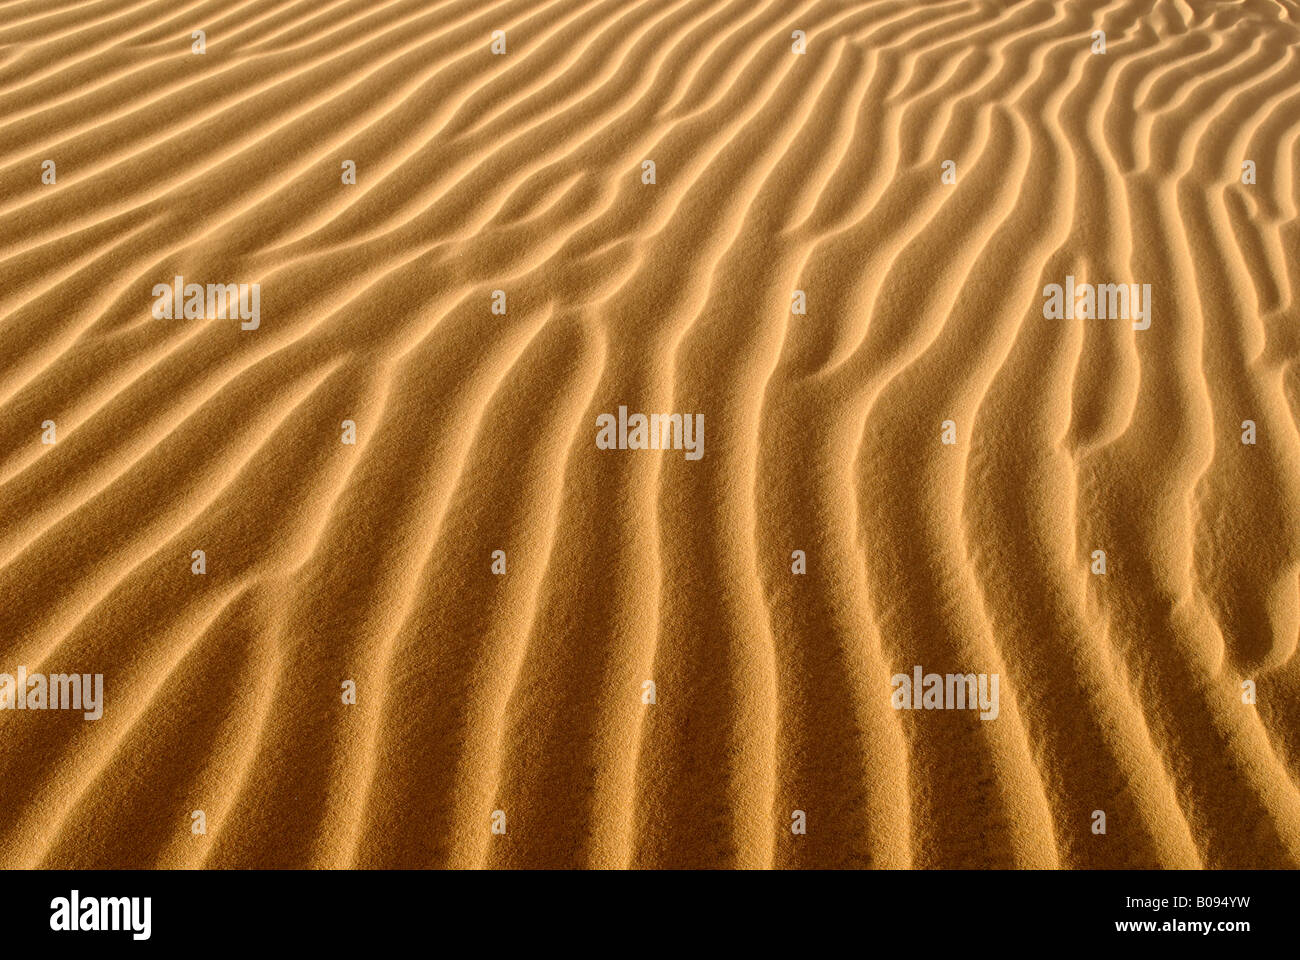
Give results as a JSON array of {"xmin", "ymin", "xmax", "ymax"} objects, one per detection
[{"xmin": 1, "ymin": 0, "xmax": 1299, "ymax": 869}]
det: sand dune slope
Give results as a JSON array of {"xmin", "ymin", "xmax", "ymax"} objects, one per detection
[{"xmin": 1, "ymin": 0, "xmax": 1299, "ymax": 868}]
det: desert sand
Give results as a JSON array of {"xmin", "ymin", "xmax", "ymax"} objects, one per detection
[{"xmin": 1, "ymin": 0, "xmax": 1299, "ymax": 869}]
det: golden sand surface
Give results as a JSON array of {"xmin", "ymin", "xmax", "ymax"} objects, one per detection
[{"xmin": 1, "ymin": 0, "xmax": 1299, "ymax": 868}]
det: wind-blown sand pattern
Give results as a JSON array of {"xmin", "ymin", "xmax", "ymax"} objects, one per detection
[{"xmin": 1, "ymin": 0, "xmax": 1299, "ymax": 870}]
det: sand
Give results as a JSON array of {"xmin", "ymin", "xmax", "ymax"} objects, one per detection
[{"xmin": 0, "ymin": 0, "xmax": 1298, "ymax": 869}]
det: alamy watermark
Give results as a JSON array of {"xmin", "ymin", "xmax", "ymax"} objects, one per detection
[
  {"xmin": 0, "ymin": 667, "xmax": 103, "ymax": 720},
  {"xmin": 891, "ymin": 666, "xmax": 999, "ymax": 720},
  {"xmin": 596, "ymin": 405, "xmax": 703, "ymax": 460},
  {"xmin": 1043, "ymin": 275, "xmax": 1150, "ymax": 330},
  {"xmin": 50, "ymin": 891, "xmax": 150, "ymax": 940},
  {"xmin": 152, "ymin": 275, "xmax": 260, "ymax": 330}
]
